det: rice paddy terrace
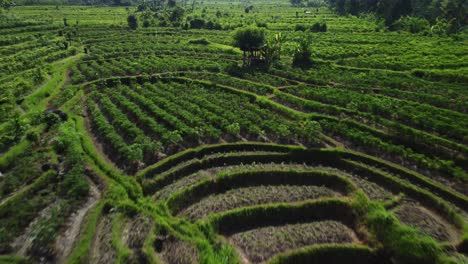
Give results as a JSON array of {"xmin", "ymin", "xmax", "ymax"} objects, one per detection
[{"xmin": 0, "ymin": 2, "xmax": 467, "ymax": 264}]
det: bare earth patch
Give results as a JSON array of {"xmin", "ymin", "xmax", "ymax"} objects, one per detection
[
  {"xmin": 230, "ymin": 220, "xmax": 359, "ymax": 263},
  {"xmin": 155, "ymin": 164, "xmax": 344, "ymax": 201},
  {"xmin": 122, "ymin": 214, "xmax": 154, "ymax": 262},
  {"xmin": 393, "ymin": 201, "xmax": 461, "ymax": 242},
  {"xmin": 179, "ymin": 185, "xmax": 342, "ymax": 221},
  {"xmin": 158, "ymin": 236, "xmax": 199, "ymax": 264},
  {"xmin": 89, "ymin": 215, "xmax": 117, "ymax": 264}
]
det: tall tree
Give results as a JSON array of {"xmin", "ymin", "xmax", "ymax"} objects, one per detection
[
  {"xmin": 127, "ymin": 14, "xmax": 138, "ymax": 30},
  {"xmin": 441, "ymin": 0, "xmax": 467, "ymax": 31}
]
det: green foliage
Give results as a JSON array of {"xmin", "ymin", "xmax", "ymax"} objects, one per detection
[
  {"xmin": 292, "ymin": 35, "xmax": 313, "ymax": 68},
  {"xmin": 1, "ymin": 6, "xmax": 467, "ymax": 264},
  {"xmin": 0, "ymin": 171, "xmax": 56, "ymax": 251},
  {"xmin": 60, "ymin": 165, "xmax": 89, "ymax": 200},
  {"xmin": 189, "ymin": 18, "xmax": 206, "ymax": 29},
  {"xmin": 353, "ymin": 192, "xmax": 454, "ymax": 264},
  {"xmin": 0, "ymin": 255, "xmax": 29, "ymax": 264},
  {"xmin": 327, "ymin": 0, "xmax": 466, "ymax": 32},
  {"xmin": 169, "ymin": 6, "xmax": 184, "ymax": 23},
  {"xmin": 188, "ymin": 38, "xmax": 210, "ymax": 45},
  {"xmin": 310, "ymin": 22, "xmax": 327, "ymax": 32},
  {"xmin": 66, "ymin": 202, "xmax": 105, "ymax": 264},
  {"xmin": 54, "ymin": 120, "xmax": 90, "ymax": 200},
  {"xmin": 127, "ymin": 14, "xmax": 138, "ymax": 30},
  {"xmin": 0, "ymin": 0, "xmax": 11, "ymax": 10},
  {"xmin": 301, "ymin": 120, "xmax": 322, "ymax": 144},
  {"xmin": 395, "ymin": 16, "xmax": 430, "ymax": 33},
  {"xmin": 29, "ymin": 201, "xmax": 69, "ymax": 258},
  {"xmin": 261, "ymin": 32, "xmax": 284, "ymax": 66},
  {"xmin": 25, "ymin": 130, "xmax": 40, "ymax": 143},
  {"xmin": 232, "ymin": 26, "xmax": 266, "ymax": 51},
  {"xmin": 440, "ymin": 0, "xmax": 467, "ymax": 33},
  {"xmin": 225, "ymin": 122, "xmax": 240, "ymax": 136}
]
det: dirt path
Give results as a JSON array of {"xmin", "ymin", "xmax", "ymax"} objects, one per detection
[{"xmin": 54, "ymin": 176, "xmax": 102, "ymax": 263}]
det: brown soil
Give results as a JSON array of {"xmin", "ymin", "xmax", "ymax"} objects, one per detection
[
  {"xmin": 230, "ymin": 220, "xmax": 359, "ymax": 263},
  {"xmin": 88, "ymin": 215, "xmax": 117, "ymax": 264},
  {"xmin": 347, "ymin": 173, "xmax": 394, "ymax": 201},
  {"xmin": 393, "ymin": 200, "xmax": 461, "ymax": 242},
  {"xmin": 158, "ymin": 236, "xmax": 199, "ymax": 264},
  {"xmin": 121, "ymin": 214, "xmax": 154, "ymax": 263},
  {"xmin": 154, "ymin": 164, "xmax": 341, "ymax": 201},
  {"xmin": 179, "ymin": 185, "xmax": 342, "ymax": 221}
]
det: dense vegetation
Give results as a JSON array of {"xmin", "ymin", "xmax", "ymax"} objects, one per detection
[
  {"xmin": 325, "ymin": 0, "xmax": 467, "ymax": 32},
  {"xmin": 0, "ymin": 0, "xmax": 467, "ymax": 263}
]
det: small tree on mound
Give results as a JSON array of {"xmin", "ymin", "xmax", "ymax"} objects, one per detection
[{"xmin": 232, "ymin": 26, "xmax": 266, "ymax": 66}]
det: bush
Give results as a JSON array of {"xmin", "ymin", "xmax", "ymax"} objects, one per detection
[
  {"xmin": 295, "ymin": 24, "xmax": 307, "ymax": 31},
  {"xmin": 226, "ymin": 122, "xmax": 240, "ymax": 136},
  {"xmin": 188, "ymin": 38, "xmax": 210, "ymax": 45},
  {"xmin": 60, "ymin": 165, "xmax": 89, "ymax": 200},
  {"xmin": 256, "ymin": 21, "xmax": 267, "ymax": 28},
  {"xmin": 190, "ymin": 18, "xmax": 206, "ymax": 29},
  {"xmin": 26, "ymin": 130, "xmax": 39, "ymax": 143},
  {"xmin": 353, "ymin": 193, "xmax": 453, "ymax": 264},
  {"xmin": 292, "ymin": 37, "xmax": 313, "ymax": 68},
  {"xmin": 394, "ymin": 16, "xmax": 429, "ymax": 33},
  {"xmin": 127, "ymin": 14, "xmax": 138, "ymax": 30},
  {"xmin": 310, "ymin": 22, "xmax": 327, "ymax": 32}
]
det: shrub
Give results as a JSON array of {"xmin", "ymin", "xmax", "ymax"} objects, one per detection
[
  {"xmin": 188, "ymin": 38, "xmax": 210, "ymax": 45},
  {"xmin": 256, "ymin": 21, "xmax": 267, "ymax": 28},
  {"xmin": 26, "ymin": 130, "xmax": 40, "ymax": 143},
  {"xmin": 190, "ymin": 18, "xmax": 206, "ymax": 29},
  {"xmin": 127, "ymin": 14, "xmax": 138, "ymax": 30},
  {"xmin": 226, "ymin": 122, "xmax": 240, "ymax": 136},
  {"xmin": 60, "ymin": 165, "xmax": 89, "ymax": 200},
  {"xmin": 394, "ymin": 16, "xmax": 429, "ymax": 33},
  {"xmin": 292, "ymin": 36, "xmax": 313, "ymax": 68},
  {"xmin": 295, "ymin": 24, "xmax": 307, "ymax": 31},
  {"xmin": 310, "ymin": 22, "xmax": 327, "ymax": 32}
]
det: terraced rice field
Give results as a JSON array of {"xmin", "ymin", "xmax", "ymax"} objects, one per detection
[{"xmin": 0, "ymin": 1, "xmax": 467, "ymax": 264}]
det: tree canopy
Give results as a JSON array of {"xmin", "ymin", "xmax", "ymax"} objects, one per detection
[
  {"xmin": 232, "ymin": 26, "xmax": 266, "ymax": 52},
  {"xmin": 1, "ymin": 0, "xmax": 12, "ymax": 10},
  {"xmin": 326, "ymin": 0, "xmax": 467, "ymax": 30},
  {"xmin": 127, "ymin": 14, "xmax": 138, "ymax": 30}
]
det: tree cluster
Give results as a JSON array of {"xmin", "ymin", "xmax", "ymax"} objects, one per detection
[
  {"xmin": 326, "ymin": 0, "xmax": 466, "ymax": 31},
  {"xmin": 1, "ymin": 0, "xmax": 12, "ymax": 10}
]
